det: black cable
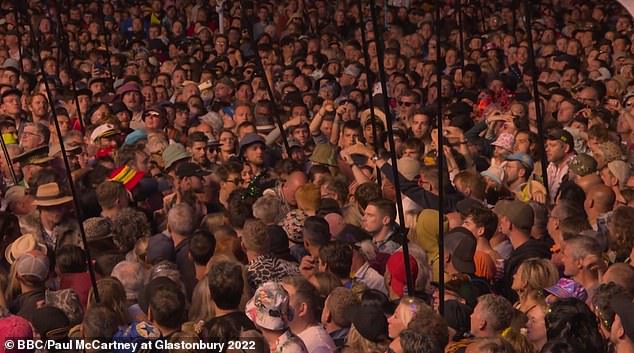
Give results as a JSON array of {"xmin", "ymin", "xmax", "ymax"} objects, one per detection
[
  {"xmin": 368, "ymin": 0, "xmax": 414, "ymax": 296},
  {"xmin": 239, "ymin": 0, "xmax": 290, "ymax": 152},
  {"xmin": 54, "ymin": 0, "xmax": 84, "ymax": 129},
  {"xmin": 522, "ymin": 0, "xmax": 550, "ymax": 200},
  {"xmin": 435, "ymin": 0, "xmax": 446, "ymax": 315},
  {"xmin": 18, "ymin": 0, "xmax": 100, "ymax": 303},
  {"xmin": 355, "ymin": 0, "xmax": 382, "ymax": 187}
]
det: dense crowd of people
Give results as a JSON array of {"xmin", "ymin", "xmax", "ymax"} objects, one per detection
[{"xmin": 0, "ymin": 0, "xmax": 633, "ymax": 352}]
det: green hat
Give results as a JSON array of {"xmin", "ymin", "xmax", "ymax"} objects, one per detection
[
  {"xmin": 310, "ymin": 143, "xmax": 337, "ymax": 167},
  {"xmin": 162, "ymin": 143, "xmax": 191, "ymax": 170}
]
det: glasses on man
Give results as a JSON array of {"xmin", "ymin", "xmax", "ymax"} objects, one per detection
[{"xmin": 398, "ymin": 101, "xmax": 415, "ymax": 107}]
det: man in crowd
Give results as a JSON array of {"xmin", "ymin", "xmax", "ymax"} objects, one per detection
[{"xmin": 0, "ymin": 1, "xmax": 633, "ymax": 352}]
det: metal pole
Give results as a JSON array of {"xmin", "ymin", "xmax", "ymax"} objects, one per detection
[
  {"xmin": 98, "ymin": 0, "xmax": 114, "ymax": 80},
  {"xmin": 240, "ymin": 0, "xmax": 290, "ymax": 152},
  {"xmin": 435, "ymin": 0, "xmax": 445, "ymax": 315},
  {"xmin": 19, "ymin": 2, "xmax": 101, "ymax": 303},
  {"xmin": 356, "ymin": 0, "xmax": 382, "ymax": 187},
  {"xmin": 512, "ymin": 0, "xmax": 517, "ymax": 38},
  {"xmin": 0, "ymin": 133, "xmax": 18, "ymax": 186},
  {"xmin": 522, "ymin": 0, "xmax": 550, "ymax": 200},
  {"xmin": 13, "ymin": 7, "xmax": 23, "ymax": 72},
  {"xmin": 54, "ymin": 0, "xmax": 84, "ymax": 129},
  {"xmin": 456, "ymin": 0, "xmax": 465, "ymax": 71},
  {"xmin": 368, "ymin": 0, "xmax": 414, "ymax": 297}
]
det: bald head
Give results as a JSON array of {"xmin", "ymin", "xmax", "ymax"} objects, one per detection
[
  {"xmin": 585, "ymin": 184, "xmax": 615, "ymax": 215},
  {"xmin": 602, "ymin": 263, "xmax": 634, "ymax": 296},
  {"xmin": 282, "ymin": 171, "xmax": 308, "ymax": 206}
]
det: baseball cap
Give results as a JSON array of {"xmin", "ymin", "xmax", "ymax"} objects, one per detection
[
  {"xmin": 176, "ymin": 162, "xmax": 210, "ymax": 178},
  {"xmin": 0, "ymin": 315, "xmax": 33, "ymax": 353},
  {"xmin": 386, "ymin": 251, "xmax": 419, "ymax": 297},
  {"xmin": 606, "ymin": 160, "xmax": 631, "ymax": 189},
  {"xmin": 544, "ymin": 278, "xmax": 587, "ymax": 302},
  {"xmin": 246, "ymin": 281, "xmax": 290, "ymax": 330},
  {"xmin": 15, "ymin": 251, "xmax": 50, "ymax": 282},
  {"xmin": 610, "ymin": 294, "xmax": 634, "ymax": 341},
  {"xmin": 546, "ymin": 129, "xmax": 574, "ymax": 151},
  {"xmin": 505, "ymin": 152, "xmax": 534, "ymax": 172},
  {"xmin": 123, "ymin": 129, "xmax": 148, "ymax": 146},
  {"xmin": 142, "ymin": 105, "xmax": 166, "ymax": 121},
  {"xmin": 567, "ymin": 153, "xmax": 597, "ymax": 177},
  {"xmin": 481, "ymin": 165, "xmax": 503, "ymax": 184},
  {"xmin": 344, "ymin": 304, "xmax": 389, "ymax": 343},
  {"xmin": 90, "ymin": 123, "xmax": 119, "ymax": 143},
  {"xmin": 444, "ymin": 227, "xmax": 476, "ymax": 274},
  {"xmin": 493, "ymin": 199, "xmax": 534, "ymax": 232}
]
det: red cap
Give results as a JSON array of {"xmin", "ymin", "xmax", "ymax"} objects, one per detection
[{"xmin": 386, "ymin": 251, "xmax": 418, "ymax": 297}]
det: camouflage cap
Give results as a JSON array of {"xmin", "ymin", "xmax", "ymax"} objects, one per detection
[
  {"xmin": 568, "ymin": 153, "xmax": 598, "ymax": 177},
  {"xmin": 45, "ymin": 288, "xmax": 83, "ymax": 326}
]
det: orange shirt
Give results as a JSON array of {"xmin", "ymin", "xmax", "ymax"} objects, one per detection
[{"xmin": 474, "ymin": 250, "xmax": 497, "ymax": 281}]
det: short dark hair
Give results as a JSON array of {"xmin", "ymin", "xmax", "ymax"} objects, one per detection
[
  {"xmin": 318, "ymin": 241, "xmax": 352, "ymax": 280},
  {"xmin": 308, "ymin": 164, "xmax": 331, "ymax": 182},
  {"xmin": 227, "ymin": 188, "xmax": 254, "ymax": 229},
  {"xmin": 149, "ymin": 287, "xmax": 186, "ymax": 329},
  {"xmin": 189, "ymin": 229, "xmax": 216, "ymax": 266},
  {"xmin": 282, "ymin": 276, "xmax": 321, "ymax": 320},
  {"xmin": 208, "ymin": 260, "xmax": 244, "ymax": 310},
  {"xmin": 187, "ymin": 131, "xmax": 208, "ymax": 146},
  {"xmin": 82, "ymin": 304, "xmax": 120, "ymax": 339},
  {"xmin": 465, "ymin": 207, "xmax": 498, "ymax": 240},
  {"xmin": 56, "ymin": 245, "xmax": 87, "ymax": 273},
  {"xmin": 367, "ymin": 198, "xmax": 396, "ymax": 224},
  {"xmin": 303, "ymin": 216, "xmax": 331, "ymax": 247}
]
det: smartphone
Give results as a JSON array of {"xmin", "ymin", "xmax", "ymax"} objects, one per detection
[{"xmin": 350, "ymin": 153, "xmax": 368, "ymax": 165}]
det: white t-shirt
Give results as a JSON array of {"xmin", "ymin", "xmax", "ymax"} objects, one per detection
[{"xmin": 296, "ymin": 325, "xmax": 336, "ymax": 353}]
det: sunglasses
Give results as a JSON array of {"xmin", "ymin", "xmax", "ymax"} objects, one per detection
[{"xmin": 398, "ymin": 101, "xmax": 415, "ymax": 107}]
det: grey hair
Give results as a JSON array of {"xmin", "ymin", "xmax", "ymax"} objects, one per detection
[
  {"xmin": 111, "ymin": 260, "xmax": 146, "ymax": 301},
  {"xmin": 168, "ymin": 203, "xmax": 196, "ymax": 236},
  {"xmin": 252, "ymin": 194, "xmax": 281, "ymax": 224}
]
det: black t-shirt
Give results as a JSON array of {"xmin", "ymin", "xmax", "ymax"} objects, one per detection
[
  {"xmin": 499, "ymin": 239, "xmax": 551, "ymax": 302},
  {"xmin": 201, "ymin": 311, "xmax": 258, "ymax": 340}
]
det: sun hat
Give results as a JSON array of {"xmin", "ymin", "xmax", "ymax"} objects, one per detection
[
  {"xmin": 32, "ymin": 183, "xmax": 73, "ymax": 207},
  {"xmin": 5, "ymin": 234, "xmax": 47, "ymax": 264}
]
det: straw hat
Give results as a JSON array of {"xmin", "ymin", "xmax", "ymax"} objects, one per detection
[
  {"xmin": 5, "ymin": 233, "xmax": 48, "ymax": 264},
  {"xmin": 32, "ymin": 183, "xmax": 73, "ymax": 207}
]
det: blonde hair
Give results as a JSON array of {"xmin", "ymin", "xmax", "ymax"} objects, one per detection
[
  {"xmin": 188, "ymin": 276, "xmax": 214, "ymax": 322},
  {"xmin": 134, "ymin": 236, "xmax": 150, "ymax": 267},
  {"xmin": 514, "ymin": 258, "xmax": 559, "ymax": 302},
  {"xmin": 5, "ymin": 262, "xmax": 20, "ymax": 303},
  {"xmin": 201, "ymin": 213, "xmax": 229, "ymax": 233},
  {"xmin": 500, "ymin": 328, "xmax": 535, "ymax": 353},
  {"xmin": 87, "ymin": 277, "xmax": 129, "ymax": 326},
  {"xmin": 395, "ymin": 296, "xmax": 429, "ymax": 328},
  {"xmin": 345, "ymin": 325, "xmax": 390, "ymax": 353}
]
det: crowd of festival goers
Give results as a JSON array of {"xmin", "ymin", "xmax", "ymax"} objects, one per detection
[{"xmin": 0, "ymin": 0, "xmax": 634, "ymax": 352}]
